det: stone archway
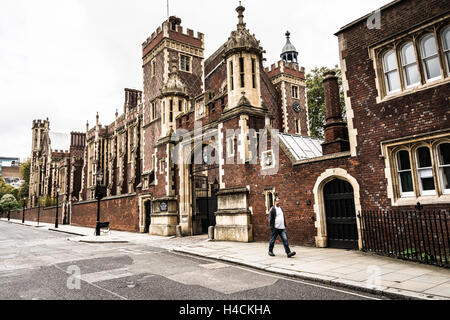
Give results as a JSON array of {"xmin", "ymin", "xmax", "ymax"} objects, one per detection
[
  {"xmin": 313, "ymin": 168, "xmax": 362, "ymax": 249},
  {"xmin": 178, "ymin": 135, "xmax": 220, "ymax": 236}
]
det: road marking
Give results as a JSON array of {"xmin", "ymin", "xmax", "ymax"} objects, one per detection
[
  {"xmin": 170, "ymin": 251, "xmax": 381, "ymax": 300},
  {"xmin": 53, "ymin": 264, "xmax": 128, "ymax": 300},
  {"xmin": 118, "ymin": 248, "xmax": 147, "ymax": 255}
]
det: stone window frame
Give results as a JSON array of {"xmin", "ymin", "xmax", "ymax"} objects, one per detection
[
  {"xmin": 151, "ymin": 59, "xmax": 156, "ymax": 77},
  {"xmin": 179, "ymin": 54, "xmax": 191, "ymax": 73},
  {"xmin": 263, "ymin": 188, "xmax": 276, "ymax": 215},
  {"xmin": 226, "ymin": 135, "xmax": 235, "ymax": 158},
  {"xmin": 295, "ymin": 119, "xmax": 301, "ymax": 134},
  {"xmin": 251, "ymin": 58, "xmax": 256, "ymax": 89},
  {"xmin": 400, "ymin": 42, "xmax": 421, "ymax": 89},
  {"xmin": 371, "ymin": 17, "xmax": 450, "ymax": 102},
  {"xmin": 261, "ymin": 150, "xmax": 275, "ymax": 170},
  {"xmin": 382, "ymin": 132, "xmax": 450, "ymax": 206},
  {"xmin": 151, "ymin": 100, "xmax": 158, "ymax": 121},
  {"xmin": 239, "ymin": 57, "xmax": 245, "ymax": 88},
  {"xmin": 291, "ymin": 84, "xmax": 299, "ymax": 99},
  {"xmin": 159, "ymin": 158, "xmax": 165, "ymax": 175},
  {"xmin": 443, "ymin": 25, "xmax": 450, "ymax": 73}
]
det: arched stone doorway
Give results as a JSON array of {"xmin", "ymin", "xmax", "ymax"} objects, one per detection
[
  {"xmin": 190, "ymin": 143, "xmax": 220, "ymax": 235},
  {"xmin": 323, "ymin": 179, "xmax": 358, "ymax": 249},
  {"xmin": 313, "ymin": 168, "xmax": 362, "ymax": 249}
]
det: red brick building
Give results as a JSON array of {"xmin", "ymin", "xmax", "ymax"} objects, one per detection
[{"xmin": 29, "ymin": 0, "xmax": 450, "ymax": 251}]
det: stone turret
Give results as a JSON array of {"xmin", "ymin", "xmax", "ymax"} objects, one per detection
[{"xmin": 225, "ymin": 3, "xmax": 264, "ymax": 110}]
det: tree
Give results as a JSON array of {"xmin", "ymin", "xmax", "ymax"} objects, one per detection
[
  {"xmin": 0, "ymin": 194, "xmax": 19, "ymax": 212},
  {"xmin": 306, "ymin": 65, "xmax": 345, "ymax": 139},
  {"xmin": 18, "ymin": 160, "xmax": 30, "ymax": 200},
  {"xmin": 0, "ymin": 178, "xmax": 16, "ymax": 200}
]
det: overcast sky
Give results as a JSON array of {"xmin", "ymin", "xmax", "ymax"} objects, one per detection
[{"xmin": 0, "ymin": 0, "xmax": 390, "ymax": 161}]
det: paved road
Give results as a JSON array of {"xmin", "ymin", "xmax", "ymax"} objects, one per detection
[{"xmin": 0, "ymin": 222, "xmax": 387, "ymax": 301}]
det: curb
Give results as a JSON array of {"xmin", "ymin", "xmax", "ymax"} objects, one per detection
[
  {"xmin": 172, "ymin": 249, "xmax": 447, "ymax": 301},
  {"xmin": 48, "ymin": 228, "xmax": 87, "ymax": 237},
  {"xmin": 78, "ymin": 240, "xmax": 129, "ymax": 244}
]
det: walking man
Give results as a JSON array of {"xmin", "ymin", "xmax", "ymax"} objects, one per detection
[{"xmin": 268, "ymin": 196, "xmax": 296, "ymax": 258}]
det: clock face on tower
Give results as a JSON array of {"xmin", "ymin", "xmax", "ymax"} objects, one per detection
[{"xmin": 293, "ymin": 102, "xmax": 301, "ymax": 113}]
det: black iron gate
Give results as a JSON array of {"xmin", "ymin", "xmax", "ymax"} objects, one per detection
[
  {"xmin": 192, "ymin": 175, "xmax": 218, "ymax": 234},
  {"xmin": 144, "ymin": 200, "xmax": 151, "ymax": 233},
  {"xmin": 324, "ymin": 179, "xmax": 358, "ymax": 249}
]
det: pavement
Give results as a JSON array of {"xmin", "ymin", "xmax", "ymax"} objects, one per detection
[{"xmin": 1, "ymin": 218, "xmax": 449, "ymax": 300}]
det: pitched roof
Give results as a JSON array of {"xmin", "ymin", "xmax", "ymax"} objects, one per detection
[{"xmin": 279, "ymin": 133, "xmax": 323, "ymax": 161}]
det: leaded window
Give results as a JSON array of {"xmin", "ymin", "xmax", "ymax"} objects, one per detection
[
  {"xmin": 420, "ymin": 34, "xmax": 441, "ymax": 81},
  {"xmin": 401, "ymin": 42, "xmax": 420, "ymax": 88},
  {"xmin": 438, "ymin": 143, "xmax": 450, "ymax": 194},
  {"xmin": 383, "ymin": 50, "xmax": 401, "ymax": 93},
  {"xmin": 396, "ymin": 150, "xmax": 414, "ymax": 197},
  {"xmin": 416, "ymin": 146, "xmax": 436, "ymax": 195},
  {"xmin": 442, "ymin": 26, "xmax": 450, "ymax": 73}
]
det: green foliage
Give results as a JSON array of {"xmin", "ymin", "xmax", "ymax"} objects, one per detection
[
  {"xmin": 39, "ymin": 196, "xmax": 57, "ymax": 207},
  {"xmin": 0, "ymin": 178, "xmax": 17, "ymax": 201},
  {"xmin": 402, "ymin": 248, "xmax": 433, "ymax": 262},
  {"xmin": 306, "ymin": 65, "xmax": 345, "ymax": 139},
  {"xmin": 0, "ymin": 194, "xmax": 20, "ymax": 211},
  {"xmin": 18, "ymin": 160, "xmax": 30, "ymax": 200}
]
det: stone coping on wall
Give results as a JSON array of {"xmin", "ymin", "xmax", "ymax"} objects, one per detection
[
  {"xmin": 216, "ymin": 187, "xmax": 249, "ymax": 196},
  {"xmin": 73, "ymin": 193, "xmax": 137, "ymax": 206},
  {"xmin": 151, "ymin": 196, "xmax": 177, "ymax": 202},
  {"xmin": 215, "ymin": 209, "xmax": 251, "ymax": 216},
  {"xmin": 292, "ymin": 151, "xmax": 351, "ymax": 166}
]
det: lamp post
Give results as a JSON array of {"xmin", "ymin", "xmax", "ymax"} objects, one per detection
[
  {"xmin": 22, "ymin": 197, "xmax": 26, "ymax": 223},
  {"xmin": 55, "ymin": 187, "xmax": 60, "ymax": 228},
  {"xmin": 37, "ymin": 200, "xmax": 41, "ymax": 226},
  {"xmin": 95, "ymin": 169, "xmax": 104, "ymax": 236}
]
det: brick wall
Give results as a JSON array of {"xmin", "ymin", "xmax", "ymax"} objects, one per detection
[
  {"xmin": 339, "ymin": 0, "xmax": 450, "ymax": 210},
  {"xmin": 71, "ymin": 194, "xmax": 139, "ymax": 232}
]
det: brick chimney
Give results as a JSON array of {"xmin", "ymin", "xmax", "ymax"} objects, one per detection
[{"xmin": 321, "ymin": 71, "xmax": 349, "ymax": 155}]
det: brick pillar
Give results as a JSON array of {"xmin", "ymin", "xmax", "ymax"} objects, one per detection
[{"xmin": 321, "ymin": 71, "xmax": 349, "ymax": 155}]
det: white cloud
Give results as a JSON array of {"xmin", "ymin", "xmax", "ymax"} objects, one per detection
[{"xmin": 0, "ymin": 0, "xmax": 390, "ymax": 160}]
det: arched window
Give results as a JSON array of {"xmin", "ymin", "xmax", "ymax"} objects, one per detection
[
  {"xmin": 396, "ymin": 150, "xmax": 414, "ymax": 197},
  {"xmin": 437, "ymin": 142, "xmax": 450, "ymax": 194},
  {"xmin": 383, "ymin": 50, "xmax": 401, "ymax": 93},
  {"xmin": 420, "ymin": 34, "xmax": 441, "ymax": 81},
  {"xmin": 442, "ymin": 26, "xmax": 450, "ymax": 73},
  {"xmin": 401, "ymin": 42, "xmax": 420, "ymax": 88},
  {"xmin": 416, "ymin": 146, "xmax": 436, "ymax": 195}
]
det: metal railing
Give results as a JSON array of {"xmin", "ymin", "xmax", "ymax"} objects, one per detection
[{"xmin": 358, "ymin": 207, "xmax": 449, "ymax": 268}]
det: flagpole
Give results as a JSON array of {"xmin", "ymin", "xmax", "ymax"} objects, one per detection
[{"xmin": 167, "ymin": 0, "xmax": 169, "ymax": 19}]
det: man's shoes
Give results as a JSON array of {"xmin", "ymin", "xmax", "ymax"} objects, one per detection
[
  {"xmin": 287, "ymin": 252, "xmax": 296, "ymax": 258},
  {"xmin": 268, "ymin": 251, "xmax": 275, "ymax": 257}
]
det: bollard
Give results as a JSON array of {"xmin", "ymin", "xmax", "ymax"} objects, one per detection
[{"xmin": 208, "ymin": 226, "xmax": 215, "ymax": 240}]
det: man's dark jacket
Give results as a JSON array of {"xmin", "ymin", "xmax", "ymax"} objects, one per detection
[{"xmin": 268, "ymin": 206, "xmax": 287, "ymax": 230}]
